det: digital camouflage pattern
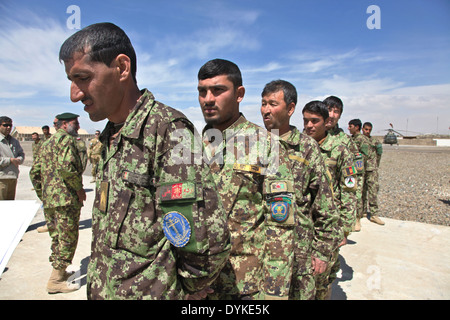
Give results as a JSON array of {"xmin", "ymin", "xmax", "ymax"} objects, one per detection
[
  {"xmin": 315, "ymin": 133, "xmax": 357, "ymax": 299},
  {"xmin": 279, "ymin": 126, "xmax": 342, "ymax": 300},
  {"xmin": 329, "ymin": 126, "xmax": 364, "ymax": 222},
  {"xmin": 30, "ymin": 128, "xmax": 84, "ymax": 269},
  {"xmin": 319, "ymin": 134, "xmax": 357, "ymax": 234},
  {"xmin": 87, "ymin": 89, "xmax": 230, "ymax": 300},
  {"xmin": 203, "ymin": 115, "xmax": 296, "ymax": 300},
  {"xmin": 87, "ymin": 136, "xmax": 102, "ymax": 178},
  {"xmin": 351, "ymin": 131, "xmax": 371, "ymax": 219},
  {"xmin": 30, "ymin": 128, "xmax": 84, "ymax": 209},
  {"xmin": 363, "ymin": 135, "xmax": 382, "ymax": 216},
  {"xmin": 45, "ymin": 206, "xmax": 81, "ymax": 270}
]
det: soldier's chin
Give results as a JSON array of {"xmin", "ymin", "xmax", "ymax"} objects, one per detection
[{"xmin": 88, "ymin": 112, "xmax": 106, "ymax": 122}]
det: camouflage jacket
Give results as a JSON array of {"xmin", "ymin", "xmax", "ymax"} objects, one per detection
[
  {"xmin": 31, "ymin": 139, "xmax": 43, "ymax": 161},
  {"xmin": 29, "ymin": 129, "xmax": 83, "ymax": 208},
  {"xmin": 329, "ymin": 126, "xmax": 364, "ymax": 175},
  {"xmin": 280, "ymin": 126, "xmax": 342, "ymax": 262},
  {"xmin": 367, "ymin": 135, "xmax": 382, "ymax": 168},
  {"xmin": 203, "ymin": 115, "xmax": 296, "ymax": 299},
  {"xmin": 87, "ymin": 89, "xmax": 230, "ymax": 300},
  {"xmin": 319, "ymin": 134, "xmax": 357, "ymax": 234},
  {"xmin": 88, "ymin": 137, "xmax": 102, "ymax": 158},
  {"xmin": 351, "ymin": 132, "xmax": 375, "ymax": 172}
]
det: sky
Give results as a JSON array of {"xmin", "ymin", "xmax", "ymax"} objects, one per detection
[{"xmin": 0, "ymin": 0, "xmax": 449, "ymax": 136}]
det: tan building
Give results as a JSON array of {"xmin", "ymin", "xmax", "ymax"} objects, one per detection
[{"xmin": 11, "ymin": 126, "xmax": 94, "ymax": 141}]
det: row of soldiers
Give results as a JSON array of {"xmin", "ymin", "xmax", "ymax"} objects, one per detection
[
  {"xmin": 29, "ymin": 22, "xmax": 385, "ymax": 300},
  {"xmin": 31, "ymin": 125, "xmax": 103, "ymax": 183}
]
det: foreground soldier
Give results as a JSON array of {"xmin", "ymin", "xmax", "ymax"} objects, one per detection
[
  {"xmin": 260, "ymin": 80, "xmax": 342, "ymax": 300},
  {"xmin": 60, "ymin": 23, "xmax": 230, "ymax": 299},
  {"xmin": 30, "ymin": 112, "xmax": 86, "ymax": 294},
  {"xmin": 302, "ymin": 101, "xmax": 357, "ymax": 299},
  {"xmin": 198, "ymin": 60, "xmax": 296, "ymax": 299}
]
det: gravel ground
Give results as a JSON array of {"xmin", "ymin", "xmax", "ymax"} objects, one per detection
[{"xmin": 377, "ymin": 146, "xmax": 450, "ymax": 226}]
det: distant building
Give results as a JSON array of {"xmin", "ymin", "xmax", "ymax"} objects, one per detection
[{"xmin": 11, "ymin": 126, "xmax": 95, "ymax": 141}]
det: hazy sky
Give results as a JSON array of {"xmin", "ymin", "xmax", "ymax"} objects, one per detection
[{"xmin": 1, "ymin": 0, "xmax": 449, "ymax": 135}]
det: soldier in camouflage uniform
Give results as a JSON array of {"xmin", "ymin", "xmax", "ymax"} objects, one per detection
[
  {"xmin": 260, "ymin": 80, "xmax": 342, "ymax": 300},
  {"xmin": 348, "ymin": 119, "xmax": 374, "ymax": 229},
  {"xmin": 87, "ymin": 130, "xmax": 102, "ymax": 182},
  {"xmin": 362, "ymin": 122, "xmax": 384, "ymax": 225},
  {"xmin": 60, "ymin": 23, "xmax": 230, "ymax": 300},
  {"xmin": 30, "ymin": 112, "xmax": 86, "ymax": 294},
  {"xmin": 75, "ymin": 137, "xmax": 87, "ymax": 172},
  {"xmin": 302, "ymin": 101, "xmax": 357, "ymax": 299},
  {"xmin": 323, "ymin": 96, "xmax": 364, "ymax": 232},
  {"xmin": 31, "ymin": 132, "xmax": 43, "ymax": 162},
  {"xmin": 198, "ymin": 60, "xmax": 297, "ymax": 300}
]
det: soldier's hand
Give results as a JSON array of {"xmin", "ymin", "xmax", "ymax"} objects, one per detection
[
  {"xmin": 77, "ymin": 188, "xmax": 86, "ymax": 203},
  {"xmin": 10, "ymin": 158, "xmax": 20, "ymax": 167},
  {"xmin": 185, "ymin": 287, "xmax": 214, "ymax": 300},
  {"xmin": 311, "ymin": 256, "xmax": 328, "ymax": 275}
]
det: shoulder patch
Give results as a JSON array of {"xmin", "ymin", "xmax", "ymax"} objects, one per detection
[
  {"xmin": 343, "ymin": 166, "xmax": 357, "ymax": 177},
  {"xmin": 162, "ymin": 211, "xmax": 191, "ymax": 247},
  {"xmin": 160, "ymin": 182, "xmax": 196, "ymax": 202},
  {"xmin": 270, "ymin": 200, "xmax": 290, "ymax": 222}
]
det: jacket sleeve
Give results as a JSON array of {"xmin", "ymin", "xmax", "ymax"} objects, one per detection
[
  {"xmin": 59, "ymin": 137, "xmax": 83, "ymax": 192},
  {"xmin": 155, "ymin": 119, "xmax": 230, "ymax": 295},
  {"xmin": 29, "ymin": 151, "xmax": 43, "ymax": 200},
  {"xmin": 306, "ymin": 144, "xmax": 343, "ymax": 262},
  {"xmin": 260, "ymin": 138, "xmax": 296, "ymax": 299}
]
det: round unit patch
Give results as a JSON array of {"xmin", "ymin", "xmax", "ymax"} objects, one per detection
[
  {"xmin": 162, "ymin": 211, "xmax": 191, "ymax": 247},
  {"xmin": 270, "ymin": 201, "xmax": 289, "ymax": 222},
  {"xmin": 345, "ymin": 176, "xmax": 356, "ymax": 188}
]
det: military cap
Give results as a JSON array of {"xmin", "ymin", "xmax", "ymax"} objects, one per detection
[{"xmin": 56, "ymin": 112, "xmax": 79, "ymax": 120}]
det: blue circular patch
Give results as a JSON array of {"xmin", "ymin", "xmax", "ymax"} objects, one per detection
[
  {"xmin": 162, "ymin": 211, "xmax": 191, "ymax": 247},
  {"xmin": 271, "ymin": 201, "xmax": 289, "ymax": 222}
]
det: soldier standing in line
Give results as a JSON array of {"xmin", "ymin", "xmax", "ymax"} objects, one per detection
[
  {"xmin": 348, "ymin": 119, "xmax": 374, "ymax": 229},
  {"xmin": 198, "ymin": 60, "xmax": 297, "ymax": 300},
  {"xmin": 323, "ymin": 96, "xmax": 364, "ymax": 232},
  {"xmin": 260, "ymin": 80, "xmax": 342, "ymax": 300},
  {"xmin": 30, "ymin": 112, "xmax": 86, "ymax": 294},
  {"xmin": 302, "ymin": 101, "xmax": 357, "ymax": 299},
  {"xmin": 87, "ymin": 130, "xmax": 102, "ymax": 183},
  {"xmin": 41, "ymin": 125, "xmax": 51, "ymax": 141},
  {"xmin": 31, "ymin": 132, "xmax": 43, "ymax": 161},
  {"xmin": 362, "ymin": 122, "xmax": 384, "ymax": 225},
  {"xmin": 60, "ymin": 22, "xmax": 230, "ymax": 300}
]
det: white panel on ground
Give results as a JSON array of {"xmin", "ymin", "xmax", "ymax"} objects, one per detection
[{"xmin": 0, "ymin": 200, "xmax": 40, "ymax": 276}]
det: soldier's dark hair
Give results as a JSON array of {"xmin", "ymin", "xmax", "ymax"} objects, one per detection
[
  {"xmin": 349, "ymin": 119, "xmax": 362, "ymax": 129},
  {"xmin": 198, "ymin": 59, "xmax": 242, "ymax": 89},
  {"xmin": 302, "ymin": 101, "xmax": 329, "ymax": 121},
  {"xmin": 323, "ymin": 96, "xmax": 343, "ymax": 114},
  {"xmin": 59, "ymin": 22, "xmax": 137, "ymax": 84},
  {"xmin": 261, "ymin": 80, "xmax": 297, "ymax": 106},
  {"xmin": 363, "ymin": 122, "xmax": 373, "ymax": 128},
  {"xmin": 0, "ymin": 116, "xmax": 12, "ymax": 124},
  {"xmin": 42, "ymin": 125, "xmax": 49, "ymax": 130}
]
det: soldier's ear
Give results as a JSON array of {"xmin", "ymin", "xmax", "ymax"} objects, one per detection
[
  {"xmin": 287, "ymin": 102, "xmax": 296, "ymax": 117},
  {"xmin": 115, "ymin": 54, "xmax": 132, "ymax": 82}
]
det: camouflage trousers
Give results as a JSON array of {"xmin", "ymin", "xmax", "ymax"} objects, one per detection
[
  {"xmin": 315, "ymin": 249, "xmax": 340, "ymax": 300},
  {"xmin": 355, "ymin": 173, "xmax": 365, "ymax": 219},
  {"xmin": 289, "ymin": 255, "xmax": 315, "ymax": 300},
  {"xmin": 362, "ymin": 170, "xmax": 379, "ymax": 215},
  {"xmin": 45, "ymin": 206, "xmax": 81, "ymax": 270}
]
